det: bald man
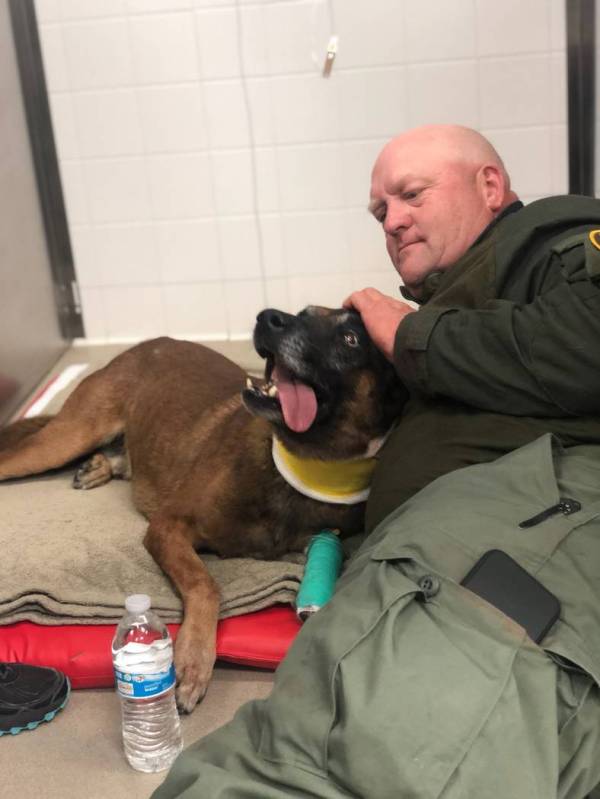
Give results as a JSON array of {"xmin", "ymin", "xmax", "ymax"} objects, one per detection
[
  {"xmin": 347, "ymin": 125, "xmax": 518, "ymax": 351},
  {"xmin": 345, "ymin": 126, "xmax": 600, "ymax": 532},
  {"xmin": 154, "ymin": 128, "xmax": 600, "ymax": 798}
]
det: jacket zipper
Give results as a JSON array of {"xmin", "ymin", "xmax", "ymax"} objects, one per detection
[{"xmin": 519, "ymin": 497, "xmax": 581, "ymax": 529}]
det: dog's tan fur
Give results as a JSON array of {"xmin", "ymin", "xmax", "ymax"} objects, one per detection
[{"xmin": 0, "ymin": 309, "xmax": 402, "ymax": 710}]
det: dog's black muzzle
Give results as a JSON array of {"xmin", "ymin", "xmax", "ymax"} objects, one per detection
[{"xmin": 253, "ymin": 309, "xmax": 298, "ymax": 359}]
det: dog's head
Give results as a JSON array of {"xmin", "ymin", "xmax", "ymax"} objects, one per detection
[{"xmin": 242, "ymin": 306, "xmax": 407, "ymax": 458}]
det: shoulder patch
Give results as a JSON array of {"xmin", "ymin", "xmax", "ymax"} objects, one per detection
[
  {"xmin": 584, "ymin": 231, "xmax": 600, "ymax": 282},
  {"xmin": 589, "ymin": 229, "xmax": 600, "ymax": 251}
]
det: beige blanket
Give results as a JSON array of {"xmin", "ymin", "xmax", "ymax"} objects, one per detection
[{"xmin": 1, "ymin": 469, "xmax": 305, "ymax": 625}]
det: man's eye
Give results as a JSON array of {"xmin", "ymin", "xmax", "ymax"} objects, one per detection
[
  {"xmin": 403, "ymin": 190, "xmax": 420, "ymax": 200},
  {"xmin": 344, "ymin": 332, "xmax": 359, "ymax": 347}
]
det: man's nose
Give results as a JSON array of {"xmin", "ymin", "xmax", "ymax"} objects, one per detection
[{"xmin": 383, "ymin": 204, "xmax": 412, "ymax": 236}]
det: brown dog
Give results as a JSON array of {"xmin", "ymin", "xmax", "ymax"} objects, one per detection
[{"xmin": 0, "ymin": 306, "xmax": 404, "ymax": 711}]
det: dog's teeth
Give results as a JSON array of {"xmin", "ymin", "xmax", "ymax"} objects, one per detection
[
  {"xmin": 267, "ymin": 385, "xmax": 278, "ymax": 397},
  {"xmin": 246, "ymin": 377, "xmax": 253, "ymax": 389}
]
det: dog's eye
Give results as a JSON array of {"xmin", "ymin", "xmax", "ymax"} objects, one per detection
[{"xmin": 344, "ymin": 332, "xmax": 359, "ymax": 347}]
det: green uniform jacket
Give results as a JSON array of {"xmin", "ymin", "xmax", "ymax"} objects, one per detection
[
  {"xmin": 153, "ymin": 436, "xmax": 600, "ymax": 799},
  {"xmin": 367, "ymin": 195, "xmax": 600, "ymax": 532}
]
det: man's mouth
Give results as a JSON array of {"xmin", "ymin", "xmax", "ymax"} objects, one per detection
[
  {"xmin": 397, "ymin": 238, "xmax": 423, "ymax": 254},
  {"xmin": 244, "ymin": 356, "xmax": 319, "ymax": 433}
]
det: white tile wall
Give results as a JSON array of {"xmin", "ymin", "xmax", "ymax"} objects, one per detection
[
  {"xmin": 332, "ymin": 0, "xmax": 405, "ymax": 69},
  {"xmin": 264, "ymin": 1, "xmax": 330, "ymax": 74},
  {"xmin": 407, "ymin": 61, "xmax": 479, "ymax": 129},
  {"xmin": 277, "ymin": 144, "xmax": 345, "ymax": 212},
  {"xmin": 479, "ymin": 56, "xmax": 554, "ymax": 129},
  {"xmin": 129, "ymin": 14, "xmax": 200, "ymax": 84},
  {"xmin": 97, "ymin": 285, "xmax": 166, "ymax": 340},
  {"xmin": 405, "ymin": 0, "xmax": 476, "ymax": 63},
  {"xmin": 195, "ymin": 8, "xmax": 242, "ymax": 79},
  {"xmin": 341, "ymin": 140, "xmax": 387, "ymax": 206},
  {"xmin": 217, "ymin": 216, "xmax": 262, "ymax": 280},
  {"xmin": 337, "ymin": 68, "xmax": 407, "ymax": 140},
  {"xmin": 35, "ymin": 0, "xmax": 568, "ymax": 341},
  {"xmin": 483, "ymin": 127, "xmax": 555, "ymax": 198},
  {"xmin": 155, "ymin": 219, "xmax": 222, "ymax": 282},
  {"xmin": 61, "ymin": 0, "xmax": 126, "ymax": 19},
  {"xmin": 163, "ymin": 282, "xmax": 228, "ymax": 338},
  {"xmin": 62, "ymin": 19, "xmax": 134, "ymax": 90},
  {"xmin": 146, "ymin": 153, "xmax": 215, "ymax": 218},
  {"xmin": 270, "ymin": 73, "xmax": 340, "ymax": 144},
  {"xmin": 224, "ymin": 279, "xmax": 266, "ymax": 337},
  {"xmin": 137, "ymin": 85, "xmax": 209, "ymax": 152},
  {"xmin": 282, "ymin": 211, "xmax": 348, "ymax": 276},
  {"xmin": 260, "ymin": 217, "xmax": 286, "ymax": 277},
  {"xmin": 203, "ymin": 81, "xmax": 250, "ymax": 148},
  {"xmin": 211, "ymin": 150, "xmax": 255, "ymax": 215},
  {"xmin": 476, "ymin": 0, "xmax": 550, "ymax": 56},
  {"xmin": 83, "ymin": 158, "xmax": 152, "ymax": 223},
  {"xmin": 73, "ymin": 90, "xmax": 143, "ymax": 157}
]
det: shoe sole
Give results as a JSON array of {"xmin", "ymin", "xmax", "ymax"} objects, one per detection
[{"xmin": 0, "ymin": 678, "xmax": 71, "ymax": 737}]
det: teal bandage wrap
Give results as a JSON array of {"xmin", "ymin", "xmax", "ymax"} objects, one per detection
[{"xmin": 295, "ymin": 530, "xmax": 344, "ymax": 621}]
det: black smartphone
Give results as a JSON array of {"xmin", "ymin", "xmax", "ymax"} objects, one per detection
[{"xmin": 460, "ymin": 549, "xmax": 561, "ymax": 644}]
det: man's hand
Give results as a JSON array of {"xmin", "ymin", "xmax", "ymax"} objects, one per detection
[{"xmin": 343, "ymin": 288, "xmax": 416, "ymax": 361}]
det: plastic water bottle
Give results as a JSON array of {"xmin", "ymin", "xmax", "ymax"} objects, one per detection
[{"xmin": 111, "ymin": 594, "xmax": 183, "ymax": 772}]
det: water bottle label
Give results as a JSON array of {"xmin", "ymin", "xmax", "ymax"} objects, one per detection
[{"xmin": 115, "ymin": 664, "xmax": 176, "ymax": 699}]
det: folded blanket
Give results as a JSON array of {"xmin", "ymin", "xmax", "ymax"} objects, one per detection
[{"xmin": 1, "ymin": 466, "xmax": 305, "ymax": 626}]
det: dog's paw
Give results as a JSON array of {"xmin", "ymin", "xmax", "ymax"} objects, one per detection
[
  {"xmin": 72, "ymin": 453, "xmax": 112, "ymax": 490},
  {"xmin": 174, "ymin": 637, "xmax": 216, "ymax": 714}
]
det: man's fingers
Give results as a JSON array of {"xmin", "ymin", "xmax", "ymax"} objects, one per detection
[{"xmin": 343, "ymin": 287, "xmax": 383, "ymax": 310}]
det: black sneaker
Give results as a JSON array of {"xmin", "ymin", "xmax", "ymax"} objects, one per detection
[{"xmin": 0, "ymin": 663, "xmax": 70, "ymax": 736}]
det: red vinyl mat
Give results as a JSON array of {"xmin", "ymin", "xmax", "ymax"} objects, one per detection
[{"xmin": 0, "ymin": 606, "xmax": 302, "ymax": 688}]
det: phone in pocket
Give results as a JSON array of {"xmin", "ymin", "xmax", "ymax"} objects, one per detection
[{"xmin": 460, "ymin": 549, "xmax": 561, "ymax": 644}]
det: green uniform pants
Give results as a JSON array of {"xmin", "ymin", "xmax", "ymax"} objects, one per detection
[{"xmin": 153, "ymin": 435, "xmax": 600, "ymax": 799}]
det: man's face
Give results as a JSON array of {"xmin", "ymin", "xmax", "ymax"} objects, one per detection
[{"xmin": 369, "ymin": 141, "xmax": 496, "ymax": 297}]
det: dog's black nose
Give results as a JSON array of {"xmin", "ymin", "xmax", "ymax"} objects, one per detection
[{"xmin": 256, "ymin": 309, "xmax": 291, "ymax": 331}]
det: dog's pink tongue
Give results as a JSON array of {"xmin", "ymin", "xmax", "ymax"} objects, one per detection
[{"xmin": 273, "ymin": 366, "xmax": 317, "ymax": 433}]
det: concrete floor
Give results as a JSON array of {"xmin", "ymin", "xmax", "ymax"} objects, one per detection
[
  {"xmin": 2, "ymin": 666, "xmax": 274, "ymax": 799},
  {"xmin": 1, "ymin": 339, "xmax": 274, "ymax": 799}
]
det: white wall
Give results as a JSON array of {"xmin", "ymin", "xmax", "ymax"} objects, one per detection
[{"xmin": 35, "ymin": 0, "xmax": 568, "ymax": 342}]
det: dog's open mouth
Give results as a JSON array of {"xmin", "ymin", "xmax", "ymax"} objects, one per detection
[{"xmin": 243, "ymin": 356, "xmax": 319, "ymax": 433}]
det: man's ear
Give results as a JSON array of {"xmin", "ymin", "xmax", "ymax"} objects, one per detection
[{"xmin": 478, "ymin": 164, "xmax": 505, "ymax": 212}]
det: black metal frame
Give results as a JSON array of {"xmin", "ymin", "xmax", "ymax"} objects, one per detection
[
  {"xmin": 566, "ymin": 0, "xmax": 596, "ymax": 196},
  {"xmin": 8, "ymin": 0, "xmax": 83, "ymax": 338}
]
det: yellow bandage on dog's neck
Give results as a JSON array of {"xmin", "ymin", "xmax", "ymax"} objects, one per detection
[{"xmin": 272, "ymin": 435, "xmax": 384, "ymax": 505}]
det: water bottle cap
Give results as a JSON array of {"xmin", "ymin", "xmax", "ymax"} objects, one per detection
[{"xmin": 125, "ymin": 594, "xmax": 151, "ymax": 614}]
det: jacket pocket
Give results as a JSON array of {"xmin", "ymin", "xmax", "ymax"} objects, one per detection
[
  {"xmin": 325, "ymin": 559, "xmax": 529, "ymax": 799},
  {"xmin": 256, "ymin": 561, "xmax": 421, "ymax": 774}
]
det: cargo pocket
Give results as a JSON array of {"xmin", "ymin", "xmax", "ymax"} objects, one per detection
[
  {"xmin": 555, "ymin": 662, "xmax": 595, "ymax": 736},
  {"xmin": 256, "ymin": 559, "xmax": 421, "ymax": 775},
  {"xmin": 325, "ymin": 558, "xmax": 529, "ymax": 799}
]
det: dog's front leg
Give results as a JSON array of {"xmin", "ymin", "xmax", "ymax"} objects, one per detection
[{"xmin": 144, "ymin": 515, "xmax": 220, "ymax": 714}]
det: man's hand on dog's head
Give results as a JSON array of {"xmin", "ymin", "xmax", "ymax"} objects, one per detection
[{"xmin": 343, "ymin": 288, "xmax": 416, "ymax": 362}]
